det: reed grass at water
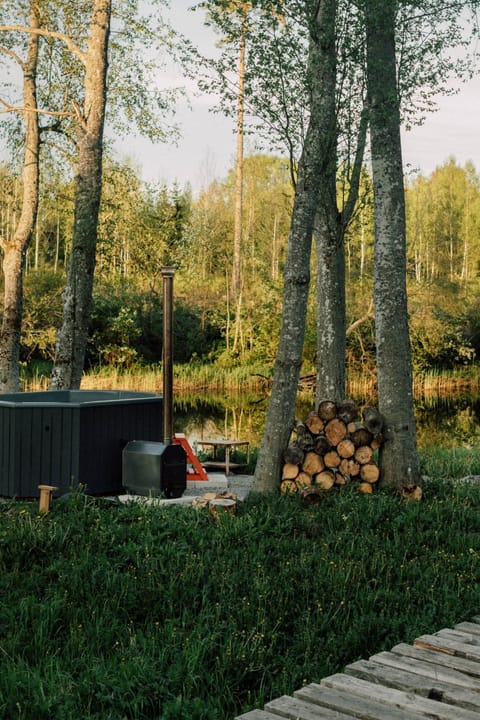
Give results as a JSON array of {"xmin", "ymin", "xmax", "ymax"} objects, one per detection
[
  {"xmin": 21, "ymin": 363, "xmax": 480, "ymax": 400},
  {"xmin": 0, "ymin": 476, "xmax": 479, "ymax": 719},
  {"xmin": 21, "ymin": 363, "xmax": 275, "ymax": 395}
]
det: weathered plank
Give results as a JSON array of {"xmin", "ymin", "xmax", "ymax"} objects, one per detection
[
  {"xmin": 235, "ymin": 711, "xmax": 287, "ymax": 720},
  {"xmin": 345, "ymin": 658, "xmax": 480, "ymax": 710},
  {"xmin": 234, "ymin": 621, "xmax": 480, "ymax": 720},
  {"xmin": 455, "ymin": 622, "xmax": 480, "ymax": 637},
  {"xmin": 265, "ymin": 694, "xmax": 356, "ymax": 719},
  {"xmin": 414, "ymin": 633, "xmax": 480, "ymax": 661},
  {"xmin": 295, "ymin": 682, "xmax": 427, "ymax": 720},
  {"xmin": 321, "ymin": 672, "xmax": 480, "ymax": 719},
  {"xmin": 436, "ymin": 628, "xmax": 480, "ymax": 646},
  {"xmin": 369, "ymin": 649, "xmax": 480, "ymax": 690},
  {"xmin": 391, "ymin": 642, "xmax": 480, "ymax": 679}
]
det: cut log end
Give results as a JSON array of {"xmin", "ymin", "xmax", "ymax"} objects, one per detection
[
  {"xmin": 284, "ymin": 444, "xmax": 305, "ymax": 466},
  {"xmin": 280, "ymin": 479, "xmax": 297, "ymax": 495},
  {"xmin": 282, "ymin": 462, "xmax": 300, "ymax": 480},
  {"xmin": 336, "ymin": 399, "xmax": 359, "ymax": 424},
  {"xmin": 358, "ymin": 482, "xmax": 373, "ymax": 494},
  {"xmin": 339, "ymin": 457, "xmax": 360, "ymax": 478},
  {"xmin": 209, "ymin": 498, "xmax": 237, "ymax": 516},
  {"xmin": 295, "ymin": 471, "xmax": 312, "ymax": 491},
  {"xmin": 401, "ymin": 484, "xmax": 423, "ymax": 501},
  {"xmin": 317, "ymin": 399, "xmax": 337, "ymax": 421},
  {"xmin": 302, "ymin": 451, "xmax": 325, "ymax": 476},
  {"xmin": 325, "ymin": 418, "xmax": 347, "ymax": 446},
  {"xmin": 301, "ymin": 486, "xmax": 324, "ymax": 505},
  {"xmin": 359, "ymin": 462, "xmax": 380, "ymax": 484},
  {"xmin": 354, "ymin": 445, "xmax": 374, "ymax": 465},
  {"xmin": 314, "ymin": 469, "xmax": 335, "ymax": 491},
  {"xmin": 305, "ymin": 411, "xmax": 325, "ymax": 435},
  {"xmin": 324, "ymin": 449, "xmax": 341, "ymax": 468}
]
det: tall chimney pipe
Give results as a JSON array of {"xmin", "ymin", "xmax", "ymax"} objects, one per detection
[{"xmin": 161, "ymin": 266, "xmax": 175, "ymax": 444}]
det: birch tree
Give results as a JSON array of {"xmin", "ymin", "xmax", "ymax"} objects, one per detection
[
  {"xmin": 0, "ymin": 0, "xmax": 178, "ymax": 390},
  {"xmin": 313, "ymin": 2, "xmax": 367, "ymax": 402},
  {"xmin": 253, "ymin": 0, "xmax": 337, "ymax": 492},
  {"xmin": 362, "ymin": 0, "xmax": 479, "ymax": 487},
  {"xmin": 363, "ymin": 0, "xmax": 419, "ymax": 488},
  {"xmin": 0, "ymin": 2, "xmax": 41, "ymax": 392},
  {"xmin": 49, "ymin": 0, "xmax": 111, "ymax": 389}
]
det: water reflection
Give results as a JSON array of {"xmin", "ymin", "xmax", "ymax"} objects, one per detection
[
  {"xmin": 173, "ymin": 393, "xmax": 480, "ymax": 449},
  {"xmin": 415, "ymin": 398, "xmax": 480, "ymax": 448}
]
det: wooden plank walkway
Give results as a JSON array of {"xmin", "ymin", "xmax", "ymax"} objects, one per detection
[{"xmin": 235, "ymin": 617, "xmax": 480, "ymax": 719}]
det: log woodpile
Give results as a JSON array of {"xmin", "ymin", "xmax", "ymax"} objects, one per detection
[{"xmin": 281, "ymin": 399, "xmax": 386, "ymax": 499}]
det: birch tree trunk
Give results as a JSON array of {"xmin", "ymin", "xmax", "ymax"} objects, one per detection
[
  {"xmin": 253, "ymin": 0, "xmax": 337, "ymax": 493},
  {"xmin": 310, "ymin": 0, "xmax": 344, "ymax": 404},
  {"xmin": 364, "ymin": 0, "xmax": 420, "ymax": 488},
  {"xmin": 0, "ymin": 3, "xmax": 40, "ymax": 393},
  {"xmin": 314, "ymin": 9, "xmax": 368, "ymax": 404},
  {"xmin": 231, "ymin": 6, "xmax": 246, "ymax": 302},
  {"xmin": 231, "ymin": 6, "xmax": 247, "ymax": 354},
  {"xmin": 314, "ymin": 221, "xmax": 346, "ymax": 402},
  {"xmin": 50, "ymin": 0, "xmax": 111, "ymax": 389}
]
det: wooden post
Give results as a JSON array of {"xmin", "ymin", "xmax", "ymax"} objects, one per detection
[{"xmin": 38, "ymin": 485, "xmax": 59, "ymax": 514}]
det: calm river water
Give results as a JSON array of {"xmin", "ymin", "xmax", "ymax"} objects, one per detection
[{"xmin": 173, "ymin": 393, "xmax": 480, "ymax": 449}]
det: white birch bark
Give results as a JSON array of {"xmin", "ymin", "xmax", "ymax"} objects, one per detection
[
  {"xmin": 253, "ymin": 0, "xmax": 337, "ymax": 492},
  {"xmin": 364, "ymin": 0, "xmax": 420, "ymax": 488},
  {"xmin": 50, "ymin": 0, "xmax": 111, "ymax": 389},
  {"xmin": 0, "ymin": 3, "xmax": 40, "ymax": 393}
]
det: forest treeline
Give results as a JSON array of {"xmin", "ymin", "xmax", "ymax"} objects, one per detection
[{"xmin": 1, "ymin": 153, "xmax": 478, "ymax": 375}]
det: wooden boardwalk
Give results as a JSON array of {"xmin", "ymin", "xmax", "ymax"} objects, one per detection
[{"xmin": 235, "ymin": 617, "xmax": 480, "ymax": 719}]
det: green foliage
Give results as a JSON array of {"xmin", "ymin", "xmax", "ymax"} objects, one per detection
[
  {"xmin": 21, "ymin": 270, "xmax": 65, "ymax": 362},
  {"xmin": 409, "ymin": 282, "xmax": 476, "ymax": 371},
  {"xmin": 87, "ymin": 280, "xmax": 222, "ymax": 367},
  {"xmin": 0, "ymin": 480, "xmax": 479, "ymax": 718},
  {"xmin": 419, "ymin": 446, "xmax": 480, "ymax": 478},
  {"xmin": 5, "ymin": 152, "xmax": 480, "ymax": 375}
]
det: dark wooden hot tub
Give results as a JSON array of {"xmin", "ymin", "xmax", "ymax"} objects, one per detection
[{"xmin": 0, "ymin": 390, "xmax": 163, "ymax": 497}]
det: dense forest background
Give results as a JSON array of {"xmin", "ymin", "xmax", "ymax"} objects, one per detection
[{"xmin": 1, "ymin": 153, "xmax": 478, "ymax": 377}]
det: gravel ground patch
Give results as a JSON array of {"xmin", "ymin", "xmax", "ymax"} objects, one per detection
[{"xmin": 183, "ymin": 473, "xmax": 254, "ymax": 501}]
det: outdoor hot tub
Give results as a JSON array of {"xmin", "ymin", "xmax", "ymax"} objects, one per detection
[{"xmin": 0, "ymin": 390, "xmax": 163, "ymax": 498}]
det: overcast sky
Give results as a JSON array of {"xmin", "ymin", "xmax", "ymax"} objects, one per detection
[{"xmin": 113, "ymin": 1, "xmax": 480, "ymax": 192}]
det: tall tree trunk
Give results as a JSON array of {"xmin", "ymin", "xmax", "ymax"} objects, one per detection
[
  {"xmin": 253, "ymin": 0, "xmax": 336, "ymax": 493},
  {"xmin": 231, "ymin": 7, "xmax": 246, "ymax": 301},
  {"xmin": 364, "ymin": 0, "xmax": 420, "ymax": 488},
  {"xmin": 50, "ymin": 0, "xmax": 111, "ymax": 389},
  {"xmin": 0, "ymin": 3, "xmax": 40, "ymax": 393},
  {"xmin": 231, "ymin": 7, "xmax": 246, "ymax": 352},
  {"xmin": 312, "ymin": 0, "xmax": 343, "ymax": 402},
  {"xmin": 314, "ymin": 220, "xmax": 346, "ymax": 402}
]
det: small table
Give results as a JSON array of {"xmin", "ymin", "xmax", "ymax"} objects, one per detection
[{"xmin": 196, "ymin": 439, "xmax": 250, "ymax": 476}]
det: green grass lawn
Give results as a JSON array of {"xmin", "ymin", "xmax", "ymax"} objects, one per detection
[{"xmin": 0, "ymin": 470, "xmax": 479, "ymax": 719}]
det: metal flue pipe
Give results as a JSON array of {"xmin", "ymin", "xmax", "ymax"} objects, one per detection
[{"xmin": 161, "ymin": 266, "xmax": 175, "ymax": 444}]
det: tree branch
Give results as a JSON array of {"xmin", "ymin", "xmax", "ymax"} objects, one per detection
[
  {"xmin": 341, "ymin": 102, "xmax": 369, "ymax": 230},
  {"xmin": 0, "ymin": 97, "xmax": 75, "ymax": 118},
  {"xmin": 346, "ymin": 300, "xmax": 374, "ymax": 336},
  {"xmin": 0, "ymin": 44, "xmax": 24, "ymax": 69},
  {"xmin": 0, "ymin": 25, "xmax": 86, "ymax": 65}
]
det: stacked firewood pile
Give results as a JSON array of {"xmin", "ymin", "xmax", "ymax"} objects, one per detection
[{"xmin": 281, "ymin": 399, "xmax": 385, "ymax": 497}]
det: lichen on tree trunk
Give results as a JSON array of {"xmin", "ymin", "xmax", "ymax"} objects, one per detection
[
  {"xmin": 364, "ymin": 0, "xmax": 420, "ymax": 488},
  {"xmin": 0, "ymin": 3, "xmax": 40, "ymax": 393},
  {"xmin": 50, "ymin": 0, "xmax": 111, "ymax": 390},
  {"xmin": 253, "ymin": 0, "xmax": 338, "ymax": 493}
]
